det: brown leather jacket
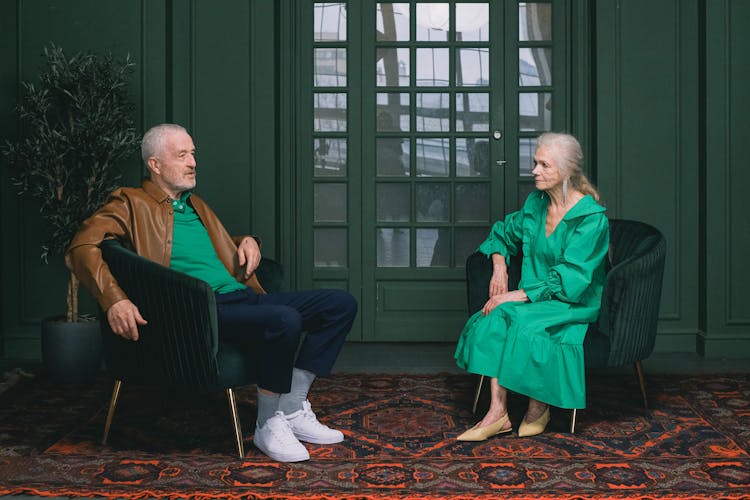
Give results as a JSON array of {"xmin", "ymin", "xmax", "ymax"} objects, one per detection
[{"xmin": 65, "ymin": 179, "xmax": 265, "ymax": 311}]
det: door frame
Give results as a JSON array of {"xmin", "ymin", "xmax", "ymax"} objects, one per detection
[{"xmin": 278, "ymin": 0, "xmax": 594, "ymax": 342}]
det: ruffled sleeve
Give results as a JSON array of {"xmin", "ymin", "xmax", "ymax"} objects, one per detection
[
  {"xmin": 477, "ymin": 209, "xmax": 524, "ymax": 266},
  {"xmin": 478, "ymin": 193, "xmax": 545, "ymax": 265},
  {"xmin": 524, "ymin": 211, "xmax": 609, "ymax": 304}
]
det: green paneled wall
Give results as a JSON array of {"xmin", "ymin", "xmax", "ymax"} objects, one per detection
[
  {"xmin": 703, "ymin": 0, "xmax": 750, "ymax": 357},
  {"xmin": 1, "ymin": 0, "xmax": 748, "ymax": 359},
  {"xmin": 0, "ymin": 0, "xmax": 278, "ymax": 359},
  {"xmin": 595, "ymin": 0, "xmax": 702, "ymax": 352},
  {"xmin": 0, "ymin": 0, "xmax": 152, "ymax": 357}
]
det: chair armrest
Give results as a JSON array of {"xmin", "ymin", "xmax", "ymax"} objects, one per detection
[
  {"xmin": 466, "ymin": 252, "xmax": 493, "ymax": 314},
  {"xmin": 99, "ymin": 240, "xmax": 220, "ymax": 389},
  {"xmin": 465, "ymin": 251, "xmax": 523, "ymax": 315},
  {"xmin": 256, "ymin": 257, "xmax": 284, "ymax": 293}
]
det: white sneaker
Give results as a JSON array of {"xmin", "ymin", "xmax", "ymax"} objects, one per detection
[
  {"xmin": 285, "ymin": 400, "xmax": 344, "ymax": 444},
  {"xmin": 253, "ymin": 411, "xmax": 310, "ymax": 462}
]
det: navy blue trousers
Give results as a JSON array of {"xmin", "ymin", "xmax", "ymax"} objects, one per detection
[{"xmin": 215, "ymin": 287, "xmax": 357, "ymax": 394}]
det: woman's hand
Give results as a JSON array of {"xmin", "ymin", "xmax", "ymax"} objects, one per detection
[
  {"xmin": 481, "ymin": 289, "xmax": 528, "ymax": 316},
  {"xmin": 489, "ymin": 253, "xmax": 508, "ymax": 297}
]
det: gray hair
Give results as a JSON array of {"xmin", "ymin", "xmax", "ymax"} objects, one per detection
[
  {"xmin": 537, "ymin": 132, "xmax": 601, "ymax": 201},
  {"xmin": 141, "ymin": 123, "xmax": 188, "ymax": 166}
]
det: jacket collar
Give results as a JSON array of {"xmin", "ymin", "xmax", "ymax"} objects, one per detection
[
  {"xmin": 562, "ymin": 194, "xmax": 606, "ymax": 220},
  {"xmin": 142, "ymin": 178, "xmax": 173, "ymax": 204}
]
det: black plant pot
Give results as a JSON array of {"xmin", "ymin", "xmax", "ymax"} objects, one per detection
[{"xmin": 41, "ymin": 317, "xmax": 102, "ymax": 386}]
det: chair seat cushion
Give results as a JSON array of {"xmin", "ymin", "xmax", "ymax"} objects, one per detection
[{"xmin": 216, "ymin": 341, "xmax": 259, "ymax": 388}]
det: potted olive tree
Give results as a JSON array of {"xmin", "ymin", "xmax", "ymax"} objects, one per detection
[{"xmin": 1, "ymin": 44, "xmax": 139, "ymax": 384}]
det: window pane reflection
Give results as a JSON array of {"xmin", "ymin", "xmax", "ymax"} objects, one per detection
[
  {"xmin": 315, "ymin": 228, "xmax": 347, "ymax": 267},
  {"xmin": 519, "ymin": 48, "xmax": 551, "ymax": 86},
  {"xmin": 314, "ymin": 183, "xmax": 347, "ymax": 222},
  {"xmin": 377, "ymin": 183, "xmax": 410, "ymax": 221},
  {"xmin": 416, "ymin": 3, "xmax": 449, "ymax": 41},
  {"xmin": 454, "ymin": 228, "xmax": 489, "ymax": 267},
  {"xmin": 416, "ymin": 138, "xmax": 449, "ymax": 177},
  {"xmin": 314, "ymin": 93, "xmax": 347, "ymax": 131},
  {"xmin": 377, "ymin": 93, "xmax": 410, "ymax": 132},
  {"xmin": 416, "ymin": 183, "xmax": 449, "ymax": 222},
  {"xmin": 456, "ymin": 3, "xmax": 489, "ymax": 41},
  {"xmin": 519, "ymin": 92, "xmax": 551, "ymax": 131},
  {"xmin": 456, "ymin": 48, "xmax": 489, "ymax": 86},
  {"xmin": 377, "ymin": 228, "xmax": 410, "ymax": 267},
  {"xmin": 314, "ymin": 2, "xmax": 347, "ymax": 41},
  {"xmin": 377, "ymin": 3, "xmax": 410, "ymax": 41},
  {"xmin": 416, "ymin": 92, "xmax": 449, "ymax": 132},
  {"xmin": 417, "ymin": 228, "xmax": 450, "ymax": 267},
  {"xmin": 314, "ymin": 48, "xmax": 347, "ymax": 87},
  {"xmin": 416, "ymin": 48, "xmax": 449, "ymax": 86},
  {"xmin": 519, "ymin": 137, "xmax": 538, "ymax": 177},
  {"xmin": 456, "ymin": 138, "xmax": 489, "ymax": 177},
  {"xmin": 377, "ymin": 138, "xmax": 410, "ymax": 176},
  {"xmin": 456, "ymin": 92, "xmax": 489, "ymax": 132},
  {"xmin": 314, "ymin": 138, "xmax": 347, "ymax": 177},
  {"xmin": 377, "ymin": 48, "xmax": 410, "ymax": 86},
  {"xmin": 456, "ymin": 183, "xmax": 490, "ymax": 222},
  {"xmin": 519, "ymin": 2, "xmax": 552, "ymax": 41}
]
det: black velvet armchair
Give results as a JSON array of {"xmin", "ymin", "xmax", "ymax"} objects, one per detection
[
  {"xmin": 466, "ymin": 218, "xmax": 666, "ymax": 432},
  {"xmin": 98, "ymin": 239, "xmax": 283, "ymax": 457}
]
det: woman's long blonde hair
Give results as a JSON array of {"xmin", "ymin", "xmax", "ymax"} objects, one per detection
[{"xmin": 537, "ymin": 132, "xmax": 601, "ymax": 202}]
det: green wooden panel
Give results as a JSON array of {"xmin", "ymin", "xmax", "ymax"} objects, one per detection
[
  {"xmin": 726, "ymin": 1, "xmax": 750, "ymax": 332},
  {"xmin": 0, "ymin": 0, "xmax": 20, "ymax": 358},
  {"xmin": 190, "ymin": 0, "xmax": 254, "ymax": 234},
  {"xmin": 0, "ymin": 0, "xmax": 163, "ymax": 359},
  {"xmin": 703, "ymin": 0, "xmax": 750, "ymax": 357},
  {"xmin": 374, "ymin": 317, "xmax": 467, "ymax": 342},
  {"xmin": 378, "ymin": 281, "xmax": 466, "ymax": 312},
  {"xmin": 595, "ymin": 0, "xmax": 700, "ymax": 353},
  {"xmin": 168, "ymin": 0, "xmax": 278, "ymax": 251},
  {"xmin": 249, "ymin": 1, "xmax": 280, "ymax": 259}
]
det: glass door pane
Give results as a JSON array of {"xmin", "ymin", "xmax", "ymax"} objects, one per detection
[
  {"xmin": 366, "ymin": 0, "xmax": 501, "ymax": 341},
  {"xmin": 313, "ymin": 3, "xmax": 350, "ymax": 268},
  {"xmin": 297, "ymin": 0, "xmax": 569, "ymax": 342}
]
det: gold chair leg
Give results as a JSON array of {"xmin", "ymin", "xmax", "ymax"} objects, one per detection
[
  {"xmin": 227, "ymin": 388, "xmax": 244, "ymax": 459},
  {"xmin": 102, "ymin": 380, "xmax": 123, "ymax": 445},
  {"xmin": 570, "ymin": 408, "xmax": 577, "ymax": 434},
  {"xmin": 634, "ymin": 360, "xmax": 649, "ymax": 409},
  {"xmin": 472, "ymin": 375, "xmax": 485, "ymax": 414}
]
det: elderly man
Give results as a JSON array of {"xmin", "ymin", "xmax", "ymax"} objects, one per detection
[{"xmin": 66, "ymin": 123, "xmax": 357, "ymax": 462}]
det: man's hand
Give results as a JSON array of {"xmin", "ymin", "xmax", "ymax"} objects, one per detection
[
  {"xmin": 237, "ymin": 236, "xmax": 261, "ymax": 279},
  {"xmin": 107, "ymin": 299, "xmax": 147, "ymax": 341}
]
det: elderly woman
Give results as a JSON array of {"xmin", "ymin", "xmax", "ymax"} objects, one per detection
[{"xmin": 455, "ymin": 132, "xmax": 609, "ymax": 440}]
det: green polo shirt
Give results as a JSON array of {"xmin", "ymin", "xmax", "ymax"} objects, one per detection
[{"xmin": 169, "ymin": 192, "xmax": 246, "ymax": 294}]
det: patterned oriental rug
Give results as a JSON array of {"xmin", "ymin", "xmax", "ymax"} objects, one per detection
[{"xmin": 1, "ymin": 372, "xmax": 749, "ymax": 500}]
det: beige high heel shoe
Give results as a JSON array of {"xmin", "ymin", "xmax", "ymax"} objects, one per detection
[
  {"xmin": 456, "ymin": 413, "xmax": 513, "ymax": 441},
  {"xmin": 517, "ymin": 408, "xmax": 550, "ymax": 437}
]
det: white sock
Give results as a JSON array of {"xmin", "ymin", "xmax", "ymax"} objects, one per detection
[
  {"xmin": 278, "ymin": 368, "xmax": 316, "ymax": 415},
  {"xmin": 256, "ymin": 389, "xmax": 280, "ymax": 428}
]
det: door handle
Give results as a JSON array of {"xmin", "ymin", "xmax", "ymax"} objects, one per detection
[{"xmin": 495, "ymin": 160, "xmax": 507, "ymax": 167}]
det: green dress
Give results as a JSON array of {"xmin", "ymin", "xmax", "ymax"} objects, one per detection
[{"xmin": 455, "ymin": 191, "xmax": 609, "ymax": 409}]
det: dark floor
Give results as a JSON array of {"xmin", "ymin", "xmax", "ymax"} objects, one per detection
[
  {"xmin": 2, "ymin": 342, "xmax": 749, "ymax": 376},
  {"xmin": 331, "ymin": 342, "xmax": 750, "ymax": 375},
  {"xmin": 0, "ymin": 343, "xmax": 748, "ymax": 500}
]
